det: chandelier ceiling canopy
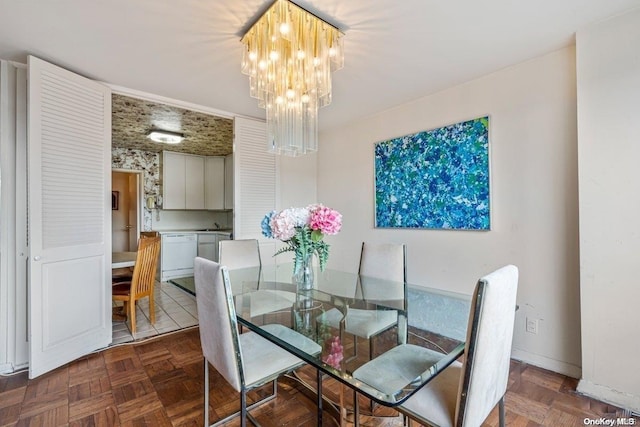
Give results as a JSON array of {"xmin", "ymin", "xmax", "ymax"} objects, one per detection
[{"xmin": 241, "ymin": 0, "xmax": 344, "ymax": 156}]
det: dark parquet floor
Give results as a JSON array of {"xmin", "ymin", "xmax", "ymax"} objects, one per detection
[{"xmin": 0, "ymin": 327, "xmax": 633, "ymax": 427}]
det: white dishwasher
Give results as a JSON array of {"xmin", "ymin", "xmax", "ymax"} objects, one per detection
[{"xmin": 160, "ymin": 233, "xmax": 198, "ymax": 281}]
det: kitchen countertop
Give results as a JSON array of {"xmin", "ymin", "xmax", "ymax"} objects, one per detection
[{"xmin": 155, "ymin": 229, "xmax": 233, "ymax": 235}]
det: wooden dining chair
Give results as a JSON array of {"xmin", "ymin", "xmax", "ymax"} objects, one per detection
[
  {"xmin": 112, "ymin": 236, "xmax": 161, "ymax": 333},
  {"xmin": 111, "ymin": 267, "xmax": 133, "ymax": 282},
  {"xmin": 112, "ymin": 232, "xmax": 160, "ymax": 283}
]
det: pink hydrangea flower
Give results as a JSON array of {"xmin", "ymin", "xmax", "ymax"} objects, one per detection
[
  {"xmin": 322, "ymin": 336, "xmax": 343, "ymax": 369},
  {"xmin": 309, "ymin": 206, "xmax": 342, "ymax": 235}
]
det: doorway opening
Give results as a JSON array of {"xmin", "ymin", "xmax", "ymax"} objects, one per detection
[{"xmin": 112, "ymin": 170, "xmax": 143, "ymax": 251}]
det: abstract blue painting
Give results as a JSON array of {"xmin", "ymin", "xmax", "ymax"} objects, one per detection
[{"xmin": 374, "ymin": 117, "xmax": 490, "ymax": 230}]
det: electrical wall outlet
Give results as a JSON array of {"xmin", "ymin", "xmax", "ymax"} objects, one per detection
[{"xmin": 526, "ymin": 317, "xmax": 539, "ymax": 334}]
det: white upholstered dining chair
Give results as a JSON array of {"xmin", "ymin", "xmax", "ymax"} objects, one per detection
[
  {"xmin": 194, "ymin": 257, "xmax": 318, "ymax": 427},
  {"xmin": 354, "ymin": 264, "xmax": 519, "ymax": 427},
  {"xmin": 319, "ymin": 242, "xmax": 407, "ymax": 358},
  {"xmin": 219, "ymin": 238, "xmax": 297, "ymax": 318},
  {"xmin": 218, "ymin": 239, "xmax": 261, "ymax": 270}
]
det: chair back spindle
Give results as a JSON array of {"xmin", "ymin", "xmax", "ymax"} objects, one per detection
[{"xmin": 130, "ymin": 236, "xmax": 160, "ymax": 298}]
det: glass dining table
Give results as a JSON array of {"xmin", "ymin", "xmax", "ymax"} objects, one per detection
[{"xmin": 227, "ymin": 262, "xmax": 471, "ymax": 425}]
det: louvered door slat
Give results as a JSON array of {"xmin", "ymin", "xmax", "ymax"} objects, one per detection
[{"xmin": 233, "ymin": 117, "xmax": 275, "ymax": 241}]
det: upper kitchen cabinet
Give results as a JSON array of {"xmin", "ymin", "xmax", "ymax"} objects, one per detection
[
  {"xmin": 185, "ymin": 154, "xmax": 205, "ymax": 209},
  {"xmin": 163, "ymin": 151, "xmax": 228, "ymax": 210},
  {"xmin": 162, "ymin": 151, "xmax": 206, "ymax": 210},
  {"xmin": 224, "ymin": 154, "xmax": 233, "ymax": 210},
  {"xmin": 162, "ymin": 151, "xmax": 186, "ymax": 209},
  {"xmin": 205, "ymin": 156, "xmax": 225, "ymax": 210}
]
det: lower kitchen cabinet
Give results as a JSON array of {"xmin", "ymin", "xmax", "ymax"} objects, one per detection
[
  {"xmin": 158, "ymin": 231, "xmax": 232, "ymax": 281},
  {"xmin": 197, "ymin": 232, "xmax": 232, "ymax": 262},
  {"xmin": 197, "ymin": 233, "xmax": 217, "ymax": 261}
]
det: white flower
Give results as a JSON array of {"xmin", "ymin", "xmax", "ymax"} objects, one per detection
[{"xmin": 283, "ymin": 207, "xmax": 310, "ymax": 227}]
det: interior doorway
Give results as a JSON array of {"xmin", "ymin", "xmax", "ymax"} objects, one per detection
[{"xmin": 112, "ymin": 170, "xmax": 142, "ymax": 251}]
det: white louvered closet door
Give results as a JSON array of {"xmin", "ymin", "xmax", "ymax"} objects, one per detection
[
  {"xmin": 28, "ymin": 56, "xmax": 112, "ymax": 378},
  {"xmin": 233, "ymin": 117, "xmax": 278, "ymax": 262}
]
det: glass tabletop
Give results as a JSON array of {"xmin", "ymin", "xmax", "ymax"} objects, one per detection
[{"xmin": 227, "ymin": 262, "xmax": 470, "ymax": 406}]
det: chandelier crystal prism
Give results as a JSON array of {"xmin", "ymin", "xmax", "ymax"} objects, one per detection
[{"xmin": 241, "ymin": 0, "xmax": 344, "ymax": 156}]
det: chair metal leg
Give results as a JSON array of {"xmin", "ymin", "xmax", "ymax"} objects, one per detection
[
  {"xmin": 498, "ymin": 396, "xmax": 505, "ymax": 427},
  {"xmin": 240, "ymin": 388, "xmax": 247, "ymax": 427},
  {"xmin": 204, "ymin": 361, "xmax": 209, "ymax": 427},
  {"xmin": 209, "ymin": 380, "xmax": 277, "ymax": 427}
]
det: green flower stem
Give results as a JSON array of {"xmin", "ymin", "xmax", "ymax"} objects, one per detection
[{"xmin": 274, "ymin": 226, "xmax": 330, "ymax": 271}]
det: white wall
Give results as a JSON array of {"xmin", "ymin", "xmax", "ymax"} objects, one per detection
[
  {"xmin": 318, "ymin": 47, "xmax": 581, "ymax": 376},
  {"xmin": 576, "ymin": 8, "xmax": 640, "ymax": 412},
  {"xmin": 278, "ymin": 153, "xmax": 318, "ymax": 208}
]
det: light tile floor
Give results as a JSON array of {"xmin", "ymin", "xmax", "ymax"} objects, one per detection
[{"xmin": 111, "ymin": 280, "xmax": 198, "ymax": 345}]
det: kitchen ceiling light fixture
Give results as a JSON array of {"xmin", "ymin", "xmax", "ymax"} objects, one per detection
[
  {"xmin": 146, "ymin": 129, "xmax": 184, "ymax": 144},
  {"xmin": 241, "ymin": 0, "xmax": 344, "ymax": 156}
]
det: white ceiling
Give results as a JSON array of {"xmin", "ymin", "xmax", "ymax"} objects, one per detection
[{"xmin": 1, "ymin": 0, "xmax": 638, "ymax": 132}]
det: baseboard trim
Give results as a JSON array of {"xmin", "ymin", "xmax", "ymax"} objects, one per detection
[
  {"xmin": 0, "ymin": 361, "xmax": 28, "ymax": 375},
  {"xmin": 577, "ymin": 379, "xmax": 640, "ymax": 413},
  {"xmin": 511, "ymin": 348, "xmax": 582, "ymax": 378}
]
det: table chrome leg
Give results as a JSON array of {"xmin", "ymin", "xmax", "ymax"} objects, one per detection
[{"xmin": 317, "ymin": 369, "xmax": 323, "ymax": 425}]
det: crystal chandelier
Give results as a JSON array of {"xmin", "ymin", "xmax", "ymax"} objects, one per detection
[{"xmin": 241, "ymin": 0, "xmax": 344, "ymax": 156}]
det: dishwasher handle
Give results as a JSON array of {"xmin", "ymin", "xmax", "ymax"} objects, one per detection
[{"xmin": 164, "ymin": 233, "xmax": 197, "ymax": 241}]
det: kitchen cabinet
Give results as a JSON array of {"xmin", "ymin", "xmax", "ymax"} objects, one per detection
[
  {"xmin": 204, "ymin": 156, "xmax": 225, "ymax": 210},
  {"xmin": 162, "ymin": 151, "xmax": 205, "ymax": 210},
  {"xmin": 197, "ymin": 233, "xmax": 217, "ymax": 261},
  {"xmin": 224, "ymin": 154, "xmax": 233, "ymax": 209},
  {"xmin": 162, "ymin": 151, "xmax": 185, "ymax": 209},
  {"xmin": 185, "ymin": 155, "xmax": 205, "ymax": 209},
  {"xmin": 216, "ymin": 232, "xmax": 232, "ymax": 254},
  {"xmin": 197, "ymin": 232, "xmax": 232, "ymax": 262}
]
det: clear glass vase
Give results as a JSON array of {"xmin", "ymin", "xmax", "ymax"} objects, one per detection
[{"xmin": 293, "ymin": 252, "xmax": 314, "ymax": 291}]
